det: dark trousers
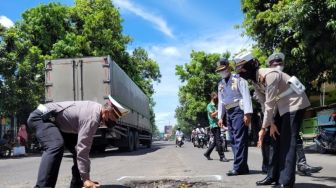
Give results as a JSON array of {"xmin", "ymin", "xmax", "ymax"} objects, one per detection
[
  {"xmin": 262, "ymin": 116, "xmax": 308, "ymax": 174},
  {"xmin": 278, "ymin": 110, "xmax": 304, "ymax": 185},
  {"xmin": 227, "ymin": 106, "xmax": 249, "ymax": 172},
  {"xmin": 204, "ymin": 127, "xmax": 224, "ymax": 159},
  {"xmin": 296, "ymin": 137, "xmax": 307, "ymax": 166},
  {"xmin": 262, "ymin": 112, "xmax": 281, "ymax": 180},
  {"xmin": 27, "ymin": 109, "xmax": 82, "ymax": 188},
  {"xmin": 61, "ymin": 132, "xmax": 83, "ymax": 188}
]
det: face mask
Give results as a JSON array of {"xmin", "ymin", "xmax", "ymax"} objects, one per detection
[
  {"xmin": 275, "ymin": 65, "xmax": 284, "ymax": 71},
  {"xmin": 219, "ymin": 70, "xmax": 230, "ymax": 78}
]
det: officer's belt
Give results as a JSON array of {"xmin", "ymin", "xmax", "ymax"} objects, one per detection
[{"xmin": 224, "ymin": 101, "xmax": 239, "ymax": 110}]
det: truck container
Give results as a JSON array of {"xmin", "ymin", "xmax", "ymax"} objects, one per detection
[{"xmin": 44, "ymin": 56, "xmax": 152, "ymax": 152}]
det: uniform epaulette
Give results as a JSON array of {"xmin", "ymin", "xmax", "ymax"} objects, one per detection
[{"xmin": 232, "ymin": 74, "xmax": 241, "ymax": 81}]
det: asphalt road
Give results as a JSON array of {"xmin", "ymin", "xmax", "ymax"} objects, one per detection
[{"xmin": 0, "ymin": 141, "xmax": 335, "ymax": 188}]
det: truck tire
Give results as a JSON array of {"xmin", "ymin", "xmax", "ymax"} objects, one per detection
[
  {"xmin": 134, "ymin": 131, "xmax": 139, "ymax": 151},
  {"xmin": 127, "ymin": 130, "xmax": 135, "ymax": 152},
  {"xmin": 146, "ymin": 136, "xmax": 152, "ymax": 148}
]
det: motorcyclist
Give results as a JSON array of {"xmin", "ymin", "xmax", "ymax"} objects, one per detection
[
  {"xmin": 195, "ymin": 124, "xmax": 206, "ymax": 147},
  {"xmin": 191, "ymin": 127, "xmax": 197, "ymax": 144},
  {"xmin": 175, "ymin": 127, "xmax": 184, "ymax": 146},
  {"xmin": 196, "ymin": 124, "xmax": 205, "ymax": 134}
]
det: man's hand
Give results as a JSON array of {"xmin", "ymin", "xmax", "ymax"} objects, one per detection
[
  {"xmin": 84, "ymin": 180, "xmax": 100, "ymax": 188},
  {"xmin": 270, "ymin": 123, "xmax": 280, "ymax": 140},
  {"xmin": 243, "ymin": 114, "xmax": 251, "ymax": 126},
  {"xmin": 218, "ymin": 119, "xmax": 224, "ymax": 128},
  {"xmin": 257, "ymin": 128, "xmax": 266, "ymax": 147}
]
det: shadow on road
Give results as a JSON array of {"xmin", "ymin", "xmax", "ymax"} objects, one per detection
[
  {"xmin": 294, "ymin": 183, "xmax": 336, "ymax": 188},
  {"xmin": 311, "ymin": 175, "xmax": 336, "ymax": 184}
]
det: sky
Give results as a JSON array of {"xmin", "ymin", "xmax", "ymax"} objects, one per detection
[{"xmin": 0, "ymin": 0, "xmax": 252, "ymax": 132}]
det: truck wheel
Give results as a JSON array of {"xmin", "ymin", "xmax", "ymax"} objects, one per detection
[
  {"xmin": 127, "ymin": 130, "xmax": 134, "ymax": 152},
  {"xmin": 146, "ymin": 136, "xmax": 152, "ymax": 148},
  {"xmin": 134, "ymin": 131, "xmax": 139, "ymax": 151}
]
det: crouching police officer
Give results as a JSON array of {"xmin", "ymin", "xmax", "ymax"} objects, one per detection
[
  {"xmin": 216, "ymin": 57, "xmax": 253, "ymax": 176},
  {"xmin": 235, "ymin": 53, "xmax": 311, "ymax": 188},
  {"xmin": 266, "ymin": 52, "xmax": 323, "ymax": 176},
  {"xmin": 27, "ymin": 99, "xmax": 119, "ymax": 188}
]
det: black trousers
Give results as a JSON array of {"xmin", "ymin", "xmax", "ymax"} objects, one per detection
[
  {"xmin": 278, "ymin": 110, "xmax": 304, "ymax": 185},
  {"xmin": 27, "ymin": 109, "xmax": 82, "ymax": 188},
  {"xmin": 262, "ymin": 113, "xmax": 307, "ymax": 175},
  {"xmin": 262, "ymin": 113, "xmax": 281, "ymax": 180},
  {"xmin": 204, "ymin": 127, "xmax": 224, "ymax": 158}
]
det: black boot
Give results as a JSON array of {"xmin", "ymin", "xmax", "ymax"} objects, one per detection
[
  {"xmin": 203, "ymin": 153, "xmax": 213, "ymax": 160},
  {"xmin": 256, "ymin": 176, "xmax": 277, "ymax": 186}
]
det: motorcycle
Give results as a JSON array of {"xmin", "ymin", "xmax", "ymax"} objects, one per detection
[
  {"xmin": 197, "ymin": 133, "xmax": 206, "ymax": 148},
  {"xmin": 220, "ymin": 130, "xmax": 228, "ymax": 152},
  {"xmin": 176, "ymin": 136, "xmax": 184, "ymax": 147},
  {"xmin": 314, "ymin": 125, "xmax": 336, "ymax": 154},
  {"xmin": 0, "ymin": 139, "xmax": 12, "ymax": 158}
]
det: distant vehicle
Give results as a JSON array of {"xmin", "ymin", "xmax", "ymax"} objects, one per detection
[
  {"xmin": 176, "ymin": 136, "xmax": 184, "ymax": 147},
  {"xmin": 45, "ymin": 56, "xmax": 152, "ymax": 152}
]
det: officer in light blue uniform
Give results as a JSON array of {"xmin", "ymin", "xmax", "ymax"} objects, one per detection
[{"xmin": 216, "ymin": 57, "xmax": 253, "ymax": 176}]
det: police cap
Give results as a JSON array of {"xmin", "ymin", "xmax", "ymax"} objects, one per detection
[
  {"xmin": 266, "ymin": 52, "xmax": 285, "ymax": 66},
  {"xmin": 215, "ymin": 58, "xmax": 229, "ymax": 72}
]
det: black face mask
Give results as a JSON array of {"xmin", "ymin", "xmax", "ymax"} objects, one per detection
[
  {"xmin": 238, "ymin": 61, "xmax": 258, "ymax": 82},
  {"xmin": 214, "ymin": 98, "xmax": 218, "ymax": 104}
]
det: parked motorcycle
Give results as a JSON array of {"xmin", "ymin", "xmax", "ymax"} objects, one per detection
[
  {"xmin": 0, "ymin": 139, "xmax": 12, "ymax": 158},
  {"xmin": 176, "ymin": 136, "xmax": 184, "ymax": 147},
  {"xmin": 314, "ymin": 125, "xmax": 336, "ymax": 153}
]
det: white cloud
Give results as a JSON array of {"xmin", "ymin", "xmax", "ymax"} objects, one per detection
[
  {"xmin": 161, "ymin": 46, "xmax": 181, "ymax": 57},
  {"xmin": 0, "ymin": 16, "xmax": 14, "ymax": 28},
  {"xmin": 114, "ymin": 0, "xmax": 174, "ymax": 38}
]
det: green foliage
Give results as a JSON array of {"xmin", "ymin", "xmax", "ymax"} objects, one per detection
[
  {"xmin": 0, "ymin": 0, "xmax": 161, "ymax": 127},
  {"xmin": 175, "ymin": 51, "xmax": 229, "ymax": 132},
  {"xmin": 241, "ymin": 0, "xmax": 336, "ymax": 96}
]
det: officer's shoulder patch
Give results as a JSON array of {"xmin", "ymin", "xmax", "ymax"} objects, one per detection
[{"xmin": 232, "ymin": 74, "xmax": 241, "ymax": 81}]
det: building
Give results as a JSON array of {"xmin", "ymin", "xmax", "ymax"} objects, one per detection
[{"xmin": 164, "ymin": 125, "xmax": 172, "ymax": 135}]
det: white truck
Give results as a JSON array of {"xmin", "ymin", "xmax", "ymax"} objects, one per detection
[{"xmin": 44, "ymin": 56, "xmax": 152, "ymax": 152}]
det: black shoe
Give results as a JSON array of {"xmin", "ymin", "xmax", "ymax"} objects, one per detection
[
  {"xmin": 303, "ymin": 164, "xmax": 323, "ymax": 173},
  {"xmin": 226, "ymin": 170, "xmax": 239, "ymax": 176},
  {"xmin": 220, "ymin": 157, "xmax": 229, "ymax": 162},
  {"xmin": 203, "ymin": 154, "xmax": 213, "ymax": 160},
  {"xmin": 297, "ymin": 164, "xmax": 318, "ymax": 176},
  {"xmin": 256, "ymin": 177, "xmax": 277, "ymax": 186}
]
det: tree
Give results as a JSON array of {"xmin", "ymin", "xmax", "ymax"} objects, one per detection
[
  {"xmin": 129, "ymin": 47, "xmax": 161, "ymax": 128},
  {"xmin": 241, "ymin": 0, "xmax": 336, "ymax": 95},
  {"xmin": 0, "ymin": 0, "xmax": 161, "ymax": 128},
  {"xmin": 175, "ymin": 51, "xmax": 231, "ymax": 132}
]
